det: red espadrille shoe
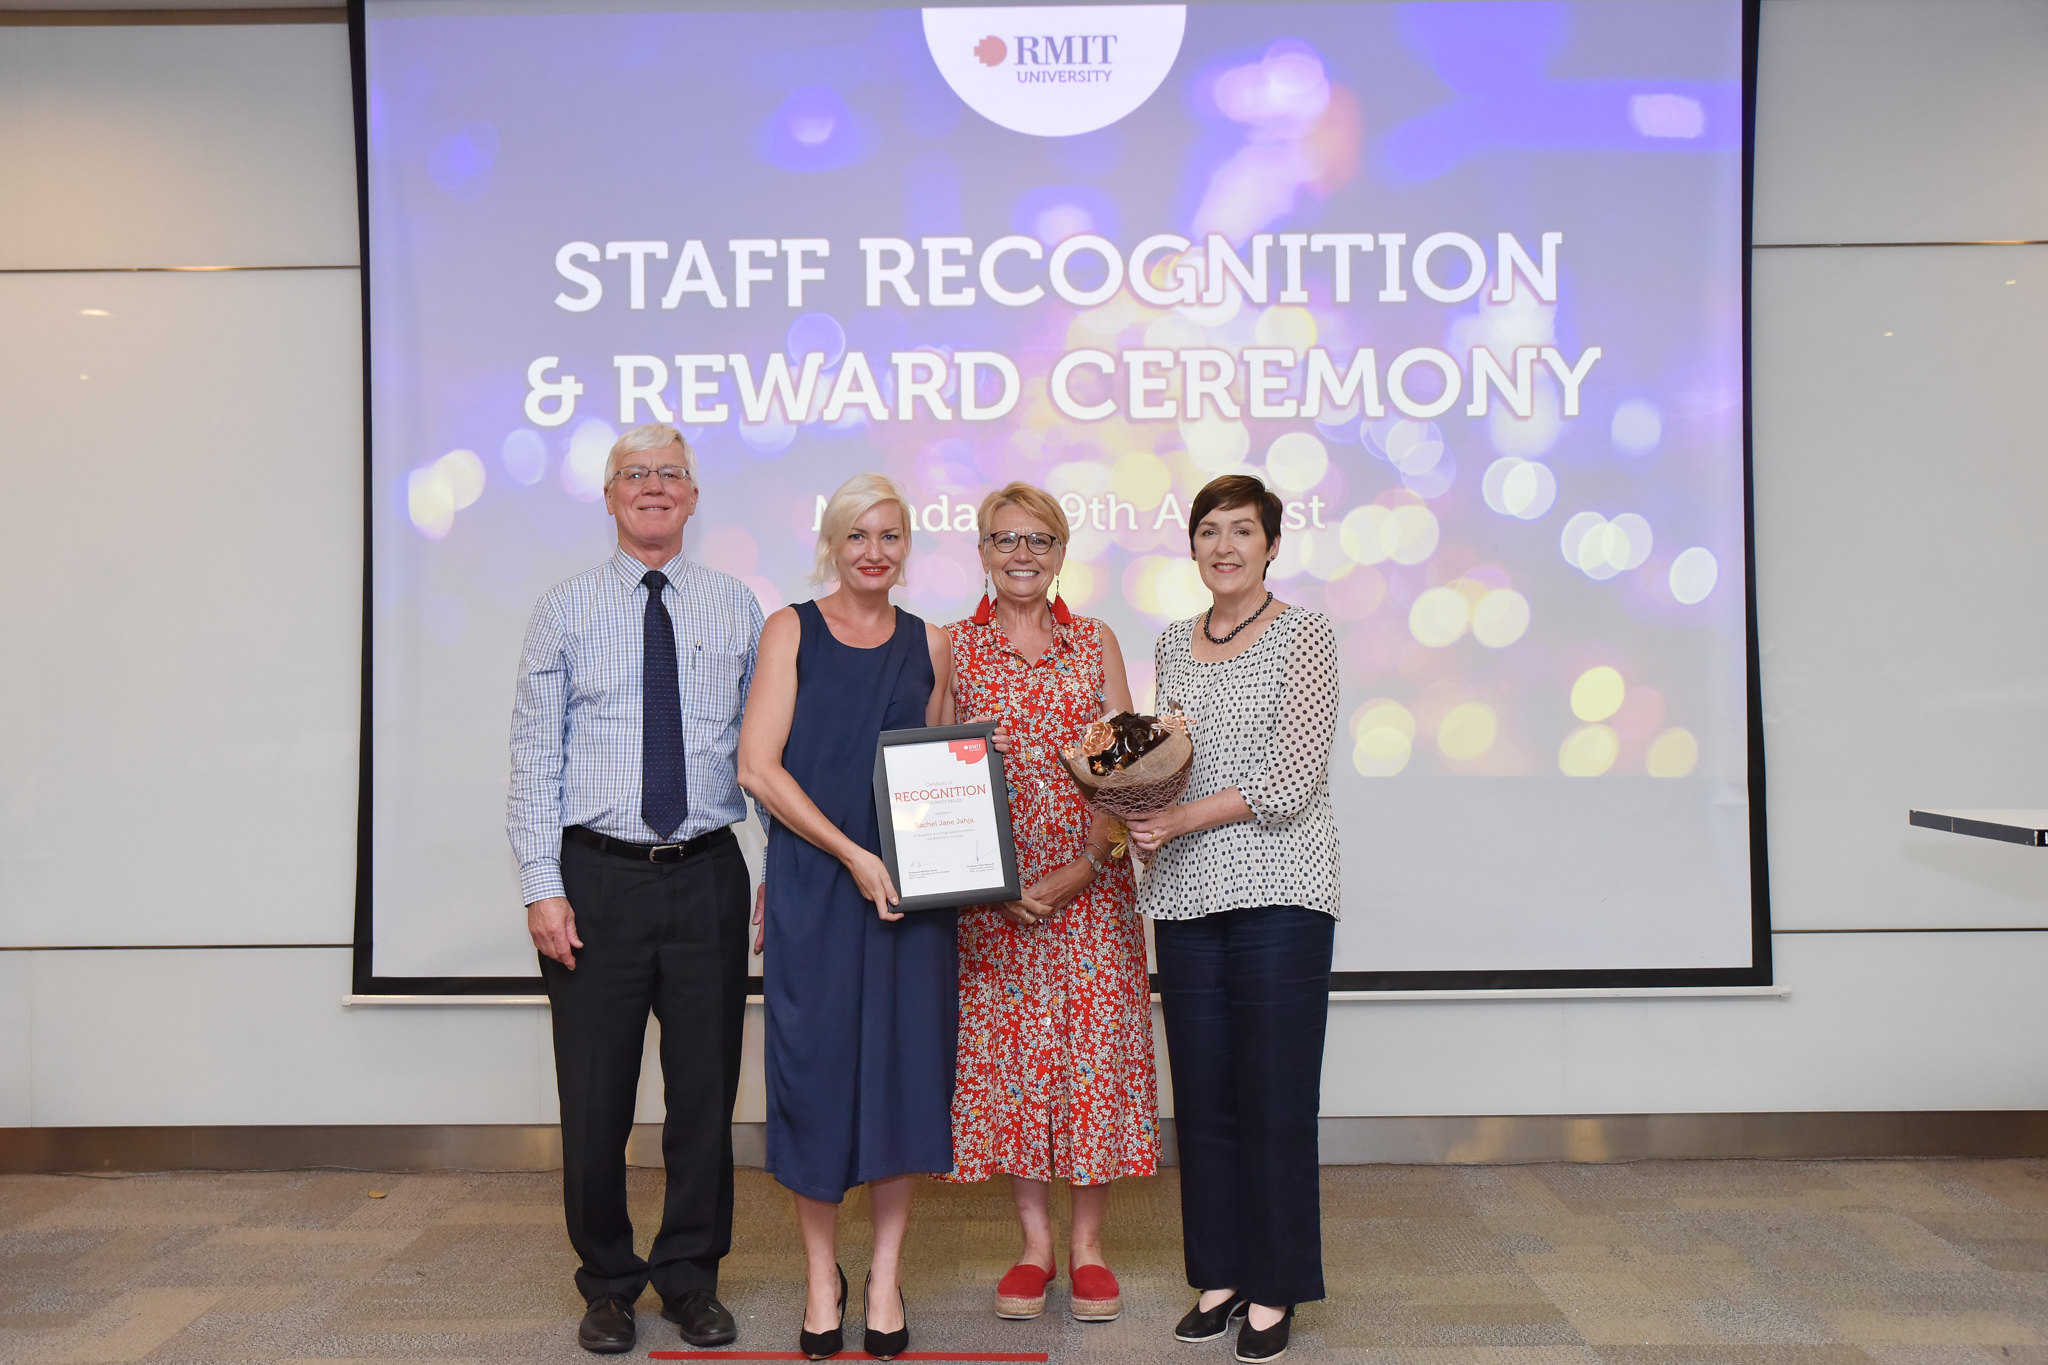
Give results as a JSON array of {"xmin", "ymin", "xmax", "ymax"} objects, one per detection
[
  {"xmin": 994, "ymin": 1258, "xmax": 1055, "ymax": 1320},
  {"xmin": 1070, "ymin": 1263, "xmax": 1122, "ymax": 1322}
]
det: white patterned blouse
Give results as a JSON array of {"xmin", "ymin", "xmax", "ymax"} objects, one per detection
[{"xmin": 1137, "ymin": 606, "xmax": 1343, "ymax": 921}]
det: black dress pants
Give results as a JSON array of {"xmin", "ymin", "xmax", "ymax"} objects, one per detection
[
  {"xmin": 1155, "ymin": 904, "xmax": 1335, "ymax": 1308},
  {"xmin": 541, "ymin": 827, "xmax": 749, "ymax": 1305}
]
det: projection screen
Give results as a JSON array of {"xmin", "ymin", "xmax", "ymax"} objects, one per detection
[{"xmin": 353, "ymin": 0, "xmax": 1767, "ymax": 994}]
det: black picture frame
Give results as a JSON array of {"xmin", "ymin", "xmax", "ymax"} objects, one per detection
[{"xmin": 872, "ymin": 723, "xmax": 1022, "ymax": 913}]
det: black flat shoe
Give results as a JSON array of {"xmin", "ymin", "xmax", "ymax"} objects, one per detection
[
  {"xmin": 1174, "ymin": 1292, "xmax": 1248, "ymax": 1343},
  {"xmin": 1234, "ymin": 1306, "xmax": 1293, "ymax": 1363},
  {"xmin": 577, "ymin": 1294, "xmax": 636, "ymax": 1354},
  {"xmin": 798, "ymin": 1264, "xmax": 847, "ymax": 1360},
  {"xmin": 863, "ymin": 1274, "xmax": 909, "ymax": 1361},
  {"xmin": 662, "ymin": 1288, "xmax": 738, "ymax": 1347}
]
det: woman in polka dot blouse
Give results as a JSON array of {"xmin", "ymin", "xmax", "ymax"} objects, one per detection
[{"xmin": 1124, "ymin": 474, "xmax": 1341, "ymax": 1365}]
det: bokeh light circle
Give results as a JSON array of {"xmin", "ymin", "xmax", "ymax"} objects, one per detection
[
  {"xmin": 561, "ymin": 418, "xmax": 617, "ymax": 501},
  {"xmin": 1437, "ymin": 703, "xmax": 1498, "ymax": 761},
  {"xmin": 500, "ymin": 429, "xmax": 547, "ymax": 485},
  {"xmin": 1670, "ymin": 547, "xmax": 1719, "ymax": 604},
  {"xmin": 1570, "ymin": 665, "xmax": 1626, "ymax": 722},
  {"xmin": 1182, "ymin": 414, "xmax": 1252, "ymax": 472},
  {"xmin": 1501, "ymin": 460, "xmax": 1556, "ymax": 519},
  {"xmin": 1154, "ymin": 558, "xmax": 1209, "ymax": 619},
  {"xmin": 1339, "ymin": 503, "xmax": 1438, "ymax": 567},
  {"xmin": 1265, "ymin": 431, "xmax": 1328, "ymax": 492},
  {"xmin": 1561, "ymin": 511, "xmax": 1651, "ymax": 578},
  {"xmin": 1647, "ymin": 727, "xmax": 1700, "ymax": 777},
  {"xmin": 786, "ymin": 312, "xmax": 847, "ymax": 368},
  {"xmin": 1351, "ymin": 698, "xmax": 1415, "ymax": 777},
  {"xmin": 436, "ymin": 448, "xmax": 486, "ymax": 510},
  {"xmin": 1386, "ymin": 505, "xmax": 1440, "ymax": 565},
  {"xmin": 1408, "ymin": 586, "xmax": 1469, "ymax": 647},
  {"xmin": 1383, "ymin": 420, "xmax": 1444, "ymax": 475},
  {"xmin": 1559, "ymin": 724, "xmax": 1620, "ymax": 777},
  {"xmin": 1253, "ymin": 305, "xmax": 1317, "ymax": 351},
  {"xmin": 1470, "ymin": 589, "xmax": 1530, "ymax": 648}
]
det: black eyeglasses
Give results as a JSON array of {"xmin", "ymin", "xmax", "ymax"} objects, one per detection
[{"xmin": 982, "ymin": 531, "xmax": 1061, "ymax": 555}]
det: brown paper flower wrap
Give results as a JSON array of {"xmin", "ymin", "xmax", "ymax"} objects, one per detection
[{"xmin": 1058, "ymin": 709, "xmax": 1195, "ymax": 820}]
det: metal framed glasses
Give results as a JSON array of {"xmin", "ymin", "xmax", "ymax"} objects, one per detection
[
  {"xmin": 982, "ymin": 530, "xmax": 1061, "ymax": 555},
  {"xmin": 610, "ymin": 464, "xmax": 692, "ymax": 487}
]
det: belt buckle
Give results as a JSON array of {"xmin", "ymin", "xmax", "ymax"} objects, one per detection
[{"xmin": 648, "ymin": 842, "xmax": 684, "ymax": 863}]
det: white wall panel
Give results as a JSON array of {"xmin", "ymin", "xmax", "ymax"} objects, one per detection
[
  {"xmin": 1750, "ymin": 245, "xmax": 2048, "ymax": 930},
  {"xmin": 0, "ymin": 23, "xmax": 358, "ymax": 270},
  {"xmin": 1320, "ymin": 932, "xmax": 2048, "ymax": 1116},
  {"xmin": 29, "ymin": 948, "xmax": 551, "ymax": 1125},
  {"xmin": 1753, "ymin": 0, "xmax": 2048, "ymax": 245},
  {"xmin": 0, "ymin": 270, "xmax": 362, "ymax": 947},
  {"xmin": 0, "ymin": 956, "xmax": 29, "ymax": 1125}
]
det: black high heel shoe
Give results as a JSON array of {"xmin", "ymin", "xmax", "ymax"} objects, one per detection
[
  {"xmin": 798, "ymin": 1263, "xmax": 847, "ymax": 1360},
  {"xmin": 862, "ymin": 1273, "xmax": 909, "ymax": 1361}
]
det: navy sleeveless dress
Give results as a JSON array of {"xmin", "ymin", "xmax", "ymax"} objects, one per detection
[{"xmin": 763, "ymin": 600, "xmax": 960, "ymax": 1203}]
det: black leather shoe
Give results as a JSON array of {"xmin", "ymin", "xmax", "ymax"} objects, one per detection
[
  {"xmin": 1174, "ymin": 1292, "xmax": 1248, "ymax": 1343},
  {"xmin": 862, "ymin": 1274, "xmax": 909, "ymax": 1361},
  {"xmin": 1234, "ymin": 1306, "xmax": 1293, "ymax": 1363},
  {"xmin": 577, "ymin": 1294, "xmax": 636, "ymax": 1354},
  {"xmin": 798, "ymin": 1264, "xmax": 847, "ymax": 1360},
  {"xmin": 661, "ymin": 1288, "xmax": 738, "ymax": 1347}
]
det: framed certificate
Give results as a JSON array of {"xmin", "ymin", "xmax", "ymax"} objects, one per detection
[{"xmin": 872, "ymin": 722, "xmax": 1021, "ymax": 912}]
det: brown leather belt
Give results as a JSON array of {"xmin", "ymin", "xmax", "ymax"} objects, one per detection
[{"xmin": 563, "ymin": 823, "xmax": 734, "ymax": 864}]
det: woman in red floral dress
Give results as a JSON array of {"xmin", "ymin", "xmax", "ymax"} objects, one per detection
[{"xmin": 946, "ymin": 482, "xmax": 1160, "ymax": 1325}]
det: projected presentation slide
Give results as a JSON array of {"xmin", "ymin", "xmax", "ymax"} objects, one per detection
[{"xmin": 362, "ymin": 0, "xmax": 1758, "ymax": 989}]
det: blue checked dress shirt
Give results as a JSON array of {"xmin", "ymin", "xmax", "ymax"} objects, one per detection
[{"xmin": 507, "ymin": 546, "xmax": 765, "ymax": 904}]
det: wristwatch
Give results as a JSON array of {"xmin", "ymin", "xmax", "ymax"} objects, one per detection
[{"xmin": 1083, "ymin": 846, "xmax": 1108, "ymax": 879}]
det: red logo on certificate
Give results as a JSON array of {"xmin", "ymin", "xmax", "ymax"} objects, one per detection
[{"xmin": 949, "ymin": 738, "xmax": 987, "ymax": 764}]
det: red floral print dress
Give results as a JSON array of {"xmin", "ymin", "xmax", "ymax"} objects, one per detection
[{"xmin": 944, "ymin": 614, "xmax": 1160, "ymax": 1186}]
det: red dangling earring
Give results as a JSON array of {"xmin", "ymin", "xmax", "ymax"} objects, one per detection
[
  {"xmin": 972, "ymin": 573, "xmax": 996, "ymax": 625},
  {"xmin": 1050, "ymin": 573, "xmax": 1073, "ymax": 626}
]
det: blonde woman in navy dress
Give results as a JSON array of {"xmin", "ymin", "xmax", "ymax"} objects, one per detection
[{"xmin": 738, "ymin": 474, "xmax": 957, "ymax": 1362}]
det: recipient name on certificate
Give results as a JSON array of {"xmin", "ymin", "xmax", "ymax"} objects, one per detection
[{"xmin": 872, "ymin": 723, "xmax": 1021, "ymax": 912}]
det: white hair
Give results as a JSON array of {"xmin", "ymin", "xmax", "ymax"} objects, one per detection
[
  {"xmin": 604, "ymin": 423, "xmax": 696, "ymax": 486},
  {"xmin": 813, "ymin": 472, "xmax": 913, "ymax": 587}
]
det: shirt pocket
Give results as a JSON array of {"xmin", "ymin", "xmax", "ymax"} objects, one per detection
[{"xmin": 685, "ymin": 646, "xmax": 748, "ymax": 725}]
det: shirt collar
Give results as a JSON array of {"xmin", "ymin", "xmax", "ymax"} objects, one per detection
[
  {"xmin": 976, "ymin": 607, "xmax": 1076, "ymax": 666},
  {"xmin": 610, "ymin": 544, "xmax": 690, "ymax": 593}
]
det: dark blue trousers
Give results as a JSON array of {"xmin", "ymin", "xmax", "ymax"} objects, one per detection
[{"xmin": 1155, "ymin": 905, "xmax": 1334, "ymax": 1308}]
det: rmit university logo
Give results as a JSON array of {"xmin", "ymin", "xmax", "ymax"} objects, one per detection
[
  {"xmin": 975, "ymin": 33, "xmax": 1118, "ymax": 82},
  {"xmin": 924, "ymin": 6, "xmax": 1187, "ymax": 138}
]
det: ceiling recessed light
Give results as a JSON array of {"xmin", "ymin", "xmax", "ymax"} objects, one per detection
[{"xmin": 80, "ymin": 308, "xmax": 110, "ymax": 317}]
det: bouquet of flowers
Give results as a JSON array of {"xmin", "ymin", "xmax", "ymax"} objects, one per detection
[{"xmin": 1058, "ymin": 707, "xmax": 1195, "ymax": 820}]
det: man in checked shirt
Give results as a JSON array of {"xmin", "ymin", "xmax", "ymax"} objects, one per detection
[{"xmin": 508, "ymin": 423, "xmax": 765, "ymax": 1354}]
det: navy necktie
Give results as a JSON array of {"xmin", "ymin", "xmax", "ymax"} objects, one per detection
[{"xmin": 640, "ymin": 569, "xmax": 689, "ymax": 840}]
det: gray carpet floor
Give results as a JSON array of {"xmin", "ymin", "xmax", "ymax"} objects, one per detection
[{"xmin": 8, "ymin": 1160, "xmax": 2048, "ymax": 1362}]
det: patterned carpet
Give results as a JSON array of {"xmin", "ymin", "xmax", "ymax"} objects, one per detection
[{"xmin": 7, "ymin": 1160, "xmax": 2048, "ymax": 1362}]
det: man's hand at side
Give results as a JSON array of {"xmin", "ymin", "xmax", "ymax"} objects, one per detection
[{"xmin": 529, "ymin": 896, "xmax": 583, "ymax": 968}]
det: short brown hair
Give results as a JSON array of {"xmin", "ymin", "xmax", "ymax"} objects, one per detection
[
  {"xmin": 976, "ymin": 481, "xmax": 1070, "ymax": 542},
  {"xmin": 1187, "ymin": 474, "xmax": 1283, "ymax": 560}
]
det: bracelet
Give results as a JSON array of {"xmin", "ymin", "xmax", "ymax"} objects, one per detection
[{"xmin": 1082, "ymin": 846, "xmax": 1107, "ymax": 879}]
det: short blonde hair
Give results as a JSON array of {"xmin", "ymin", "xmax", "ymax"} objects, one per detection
[
  {"xmin": 604, "ymin": 423, "xmax": 696, "ymax": 486},
  {"xmin": 814, "ymin": 472, "xmax": 914, "ymax": 586},
  {"xmin": 976, "ymin": 481, "xmax": 1070, "ymax": 543}
]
